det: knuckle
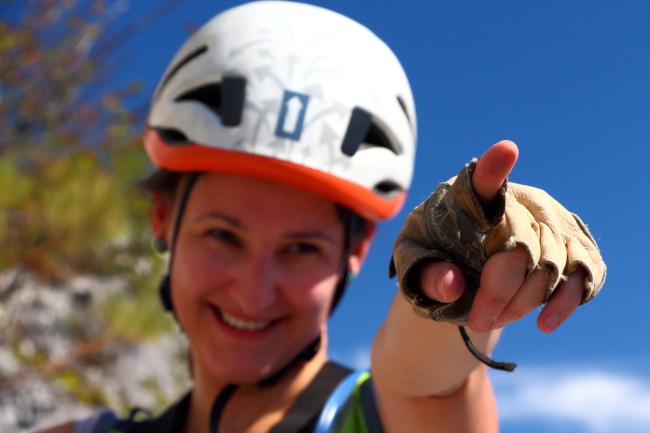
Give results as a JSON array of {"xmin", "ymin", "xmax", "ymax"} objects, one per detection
[
  {"xmin": 510, "ymin": 246, "xmax": 532, "ymax": 267},
  {"xmin": 482, "ymin": 293, "xmax": 511, "ymax": 312},
  {"xmin": 558, "ymin": 275, "xmax": 586, "ymax": 305},
  {"xmin": 502, "ymin": 306, "xmax": 527, "ymax": 322},
  {"xmin": 565, "ymin": 288, "xmax": 584, "ymax": 306}
]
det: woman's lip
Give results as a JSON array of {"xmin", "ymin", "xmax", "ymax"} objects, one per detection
[{"xmin": 212, "ymin": 307, "xmax": 278, "ymax": 334}]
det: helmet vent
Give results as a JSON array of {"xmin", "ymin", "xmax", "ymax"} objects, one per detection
[
  {"xmin": 396, "ymin": 95, "xmax": 413, "ymax": 131},
  {"xmin": 362, "ymin": 121, "xmax": 398, "ymax": 153},
  {"xmin": 342, "ymin": 107, "xmax": 402, "ymax": 157},
  {"xmin": 155, "ymin": 45, "xmax": 209, "ymax": 101},
  {"xmin": 156, "ymin": 128, "xmax": 190, "ymax": 145},
  {"xmin": 373, "ymin": 180, "xmax": 403, "ymax": 198},
  {"xmin": 175, "ymin": 76, "xmax": 246, "ymax": 126}
]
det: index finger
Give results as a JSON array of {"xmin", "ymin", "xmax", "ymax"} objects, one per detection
[{"xmin": 472, "ymin": 140, "xmax": 519, "ymax": 205}]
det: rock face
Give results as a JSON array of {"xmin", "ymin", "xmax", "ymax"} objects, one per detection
[{"xmin": 0, "ymin": 269, "xmax": 190, "ymax": 433}]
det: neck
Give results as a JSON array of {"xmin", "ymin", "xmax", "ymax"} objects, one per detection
[{"xmin": 185, "ymin": 346, "xmax": 329, "ymax": 433}]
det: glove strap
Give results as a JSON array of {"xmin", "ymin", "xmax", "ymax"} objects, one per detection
[{"xmin": 458, "ymin": 326, "xmax": 516, "ymax": 372}]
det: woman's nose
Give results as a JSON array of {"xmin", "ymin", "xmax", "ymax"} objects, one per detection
[{"xmin": 228, "ymin": 253, "xmax": 279, "ymax": 315}]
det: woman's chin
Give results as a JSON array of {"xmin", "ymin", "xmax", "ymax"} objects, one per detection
[{"xmin": 201, "ymin": 358, "xmax": 279, "ymax": 386}]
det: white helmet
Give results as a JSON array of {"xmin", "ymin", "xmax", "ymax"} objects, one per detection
[{"xmin": 145, "ymin": 0, "xmax": 416, "ymax": 221}]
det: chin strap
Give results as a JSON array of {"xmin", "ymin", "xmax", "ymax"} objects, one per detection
[
  {"xmin": 209, "ymin": 335, "xmax": 322, "ymax": 433},
  {"xmin": 159, "ymin": 173, "xmax": 199, "ymax": 315},
  {"xmin": 209, "ymin": 384, "xmax": 237, "ymax": 433}
]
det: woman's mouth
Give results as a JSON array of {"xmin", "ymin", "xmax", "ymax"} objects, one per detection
[{"xmin": 218, "ymin": 309, "xmax": 272, "ymax": 331}]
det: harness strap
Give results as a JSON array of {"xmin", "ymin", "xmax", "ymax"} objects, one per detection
[
  {"xmin": 315, "ymin": 370, "xmax": 385, "ymax": 433},
  {"xmin": 268, "ymin": 361, "xmax": 352, "ymax": 433},
  {"xmin": 314, "ymin": 370, "xmax": 366, "ymax": 433},
  {"xmin": 73, "ymin": 362, "xmax": 353, "ymax": 433}
]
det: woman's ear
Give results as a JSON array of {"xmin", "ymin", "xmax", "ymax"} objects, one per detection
[
  {"xmin": 151, "ymin": 191, "xmax": 174, "ymax": 241},
  {"xmin": 348, "ymin": 222, "xmax": 376, "ymax": 276}
]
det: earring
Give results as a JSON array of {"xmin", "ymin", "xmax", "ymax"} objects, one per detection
[
  {"xmin": 152, "ymin": 237, "xmax": 168, "ymax": 254},
  {"xmin": 346, "ymin": 271, "xmax": 357, "ymax": 284}
]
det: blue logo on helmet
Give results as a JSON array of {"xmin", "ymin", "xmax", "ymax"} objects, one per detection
[{"xmin": 275, "ymin": 90, "xmax": 310, "ymax": 140}]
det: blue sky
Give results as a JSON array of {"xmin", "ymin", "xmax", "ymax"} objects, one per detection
[{"xmin": 87, "ymin": 1, "xmax": 650, "ymax": 431}]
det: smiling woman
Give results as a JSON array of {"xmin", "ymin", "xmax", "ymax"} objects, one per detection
[
  {"xmin": 159, "ymin": 174, "xmax": 352, "ymax": 388},
  {"xmin": 35, "ymin": 2, "xmax": 605, "ymax": 433}
]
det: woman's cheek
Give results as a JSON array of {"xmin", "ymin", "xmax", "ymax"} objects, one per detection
[
  {"xmin": 286, "ymin": 273, "xmax": 340, "ymax": 312},
  {"xmin": 174, "ymin": 249, "xmax": 227, "ymax": 299}
]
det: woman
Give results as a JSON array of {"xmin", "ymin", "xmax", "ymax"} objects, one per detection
[{"xmin": 40, "ymin": 2, "xmax": 605, "ymax": 432}]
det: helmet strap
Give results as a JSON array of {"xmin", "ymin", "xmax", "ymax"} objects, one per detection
[
  {"xmin": 158, "ymin": 172, "xmax": 199, "ymax": 315},
  {"xmin": 329, "ymin": 210, "xmax": 355, "ymax": 314}
]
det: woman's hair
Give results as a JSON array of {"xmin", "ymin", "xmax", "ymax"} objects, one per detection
[{"xmin": 138, "ymin": 169, "xmax": 183, "ymax": 198}]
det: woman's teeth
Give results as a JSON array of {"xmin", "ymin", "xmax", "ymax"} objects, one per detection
[{"xmin": 220, "ymin": 310, "xmax": 271, "ymax": 331}]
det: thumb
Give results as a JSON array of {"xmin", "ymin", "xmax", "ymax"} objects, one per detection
[
  {"xmin": 472, "ymin": 140, "xmax": 519, "ymax": 206},
  {"xmin": 419, "ymin": 261, "xmax": 466, "ymax": 303}
]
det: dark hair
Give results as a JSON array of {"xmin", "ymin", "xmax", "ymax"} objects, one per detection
[{"xmin": 138, "ymin": 168, "xmax": 183, "ymax": 196}]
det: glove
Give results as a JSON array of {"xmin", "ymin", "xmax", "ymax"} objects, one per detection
[{"xmin": 389, "ymin": 158, "xmax": 607, "ymax": 324}]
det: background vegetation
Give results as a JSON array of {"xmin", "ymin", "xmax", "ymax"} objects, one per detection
[
  {"xmin": 0, "ymin": 0, "xmax": 187, "ymax": 421},
  {"xmin": 1, "ymin": 0, "xmax": 155, "ymax": 279}
]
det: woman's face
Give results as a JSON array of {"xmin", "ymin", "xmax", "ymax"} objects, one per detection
[{"xmin": 156, "ymin": 173, "xmax": 360, "ymax": 385}]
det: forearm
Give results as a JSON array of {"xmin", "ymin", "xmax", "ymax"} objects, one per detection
[{"xmin": 371, "ymin": 290, "xmax": 501, "ymax": 398}]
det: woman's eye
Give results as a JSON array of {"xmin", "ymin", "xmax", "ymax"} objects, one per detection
[
  {"xmin": 208, "ymin": 229, "xmax": 241, "ymax": 246},
  {"xmin": 285, "ymin": 243, "xmax": 320, "ymax": 255}
]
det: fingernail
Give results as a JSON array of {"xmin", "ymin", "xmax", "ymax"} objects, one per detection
[
  {"xmin": 438, "ymin": 269, "xmax": 461, "ymax": 302},
  {"xmin": 472, "ymin": 316, "xmax": 495, "ymax": 333},
  {"xmin": 543, "ymin": 314, "xmax": 561, "ymax": 332},
  {"xmin": 437, "ymin": 270, "xmax": 452, "ymax": 301}
]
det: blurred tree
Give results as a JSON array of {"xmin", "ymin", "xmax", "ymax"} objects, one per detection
[
  {"xmin": 0, "ymin": 0, "xmax": 183, "ymax": 278},
  {"xmin": 0, "ymin": 1, "xmax": 190, "ymax": 428}
]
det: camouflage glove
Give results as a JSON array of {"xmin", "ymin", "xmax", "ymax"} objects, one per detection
[{"xmin": 389, "ymin": 158, "xmax": 607, "ymax": 324}]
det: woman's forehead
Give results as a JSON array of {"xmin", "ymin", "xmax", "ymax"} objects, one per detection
[{"xmin": 186, "ymin": 172, "xmax": 342, "ymax": 226}]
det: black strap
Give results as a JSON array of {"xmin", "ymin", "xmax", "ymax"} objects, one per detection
[
  {"xmin": 209, "ymin": 384, "xmax": 238, "ymax": 433},
  {"xmin": 107, "ymin": 362, "xmax": 351, "ymax": 433},
  {"xmin": 159, "ymin": 172, "xmax": 199, "ymax": 314},
  {"xmin": 268, "ymin": 361, "xmax": 352, "ymax": 433},
  {"xmin": 458, "ymin": 326, "xmax": 516, "ymax": 372},
  {"xmin": 260, "ymin": 336, "xmax": 322, "ymax": 388},
  {"xmin": 209, "ymin": 336, "xmax": 324, "ymax": 433}
]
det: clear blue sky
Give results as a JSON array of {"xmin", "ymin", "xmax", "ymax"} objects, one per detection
[{"xmin": 113, "ymin": 1, "xmax": 650, "ymax": 431}]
